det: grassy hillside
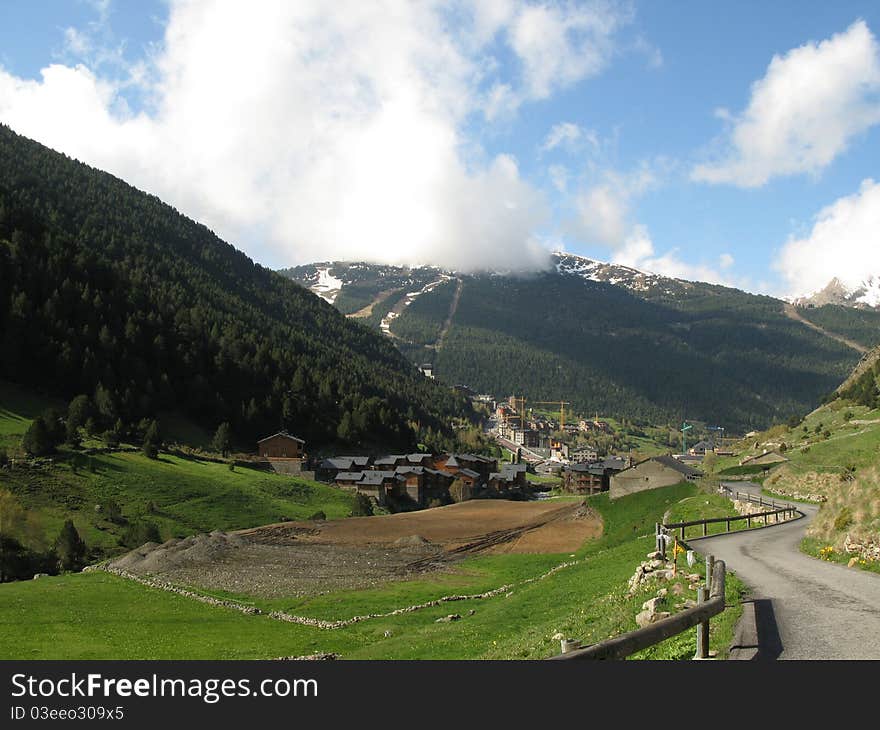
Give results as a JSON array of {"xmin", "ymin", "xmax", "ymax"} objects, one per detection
[
  {"xmin": 1, "ymin": 451, "xmax": 355, "ymax": 556},
  {"xmin": 0, "ymin": 125, "xmax": 472, "ymax": 452},
  {"xmin": 0, "ymin": 482, "xmax": 744, "ymax": 660}
]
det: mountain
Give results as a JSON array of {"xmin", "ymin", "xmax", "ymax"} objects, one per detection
[
  {"xmin": 282, "ymin": 256, "xmax": 880, "ymax": 432},
  {"xmin": 795, "ymin": 276, "xmax": 880, "ymax": 309},
  {"xmin": 0, "ymin": 125, "xmax": 473, "ymax": 450}
]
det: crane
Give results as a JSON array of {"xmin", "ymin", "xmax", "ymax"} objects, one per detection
[
  {"xmin": 531, "ymin": 400, "xmax": 573, "ymax": 429},
  {"xmin": 681, "ymin": 421, "xmax": 693, "ymax": 454}
]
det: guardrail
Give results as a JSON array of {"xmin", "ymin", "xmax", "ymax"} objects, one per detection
[
  {"xmin": 663, "ymin": 487, "xmax": 800, "ymax": 539},
  {"xmin": 549, "ymin": 555, "xmax": 726, "ymax": 661}
]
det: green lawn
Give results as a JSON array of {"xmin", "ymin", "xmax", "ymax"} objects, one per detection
[
  {"xmin": 0, "ymin": 482, "xmax": 745, "ymax": 660},
  {"xmin": 663, "ymin": 492, "xmax": 745, "ymax": 540},
  {"xmin": 1, "ymin": 451, "xmax": 355, "ymax": 555}
]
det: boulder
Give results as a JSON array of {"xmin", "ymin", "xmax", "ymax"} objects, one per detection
[{"xmin": 435, "ymin": 614, "xmax": 461, "ymax": 623}]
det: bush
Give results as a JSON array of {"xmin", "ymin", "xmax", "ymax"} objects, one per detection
[
  {"xmin": 350, "ymin": 493, "xmax": 374, "ymax": 517},
  {"xmin": 22, "ymin": 417, "xmax": 56, "ymax": 457},
  {"xmin": 309, "ymin": 510, "xmax": 327, "ymax": 521},
  {"xmin": 121, "ymin": 521, "xmax": 161, "ymax": 548},
  {"xmin": 833, "ymin": 508, "xmax": 853, "ymax": 532}
]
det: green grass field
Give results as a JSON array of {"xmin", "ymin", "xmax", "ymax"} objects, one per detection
[
  {"xmin": 663, "ymin": 492, "xmax": 746, "ymax": 540},
  {"xmin": 0, "ymin": 482, "xmax": 744, "ymax": 660},
  {"xmin": 1, "ymin": 452, "xmax": 355, "ymax": 555}
]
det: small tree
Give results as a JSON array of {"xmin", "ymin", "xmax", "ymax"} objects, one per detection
[
  {"xmin": 351, "ymin": 493, "xmax": 373, "ymax": 517},
  {"xmin": 142, "ymin": 419, "xmax": 161, "ymax": 459},
  {"xmin": 212, "ymin": 422, "xmax": 232, "ymax": 457},
  {"xmin": 449, "ymin": 478, "xmax": 472, "ymax": 503},
  {"xmin": 55, "ymin": 520, "xmax": 87, "ymax": 572},
  {"xmin": 22, "ymin": 417, "xmax": 55, "ymax": 457},
  {"xmin": 66, "ymin": 395, "xmax": 91, "ymax": 444}
]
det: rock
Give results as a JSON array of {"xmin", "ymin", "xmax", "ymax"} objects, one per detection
[
  {"xmin": 848, "ymin": 557, "xmax": 859, "ymax": 567},
  {"xmin": 435, "ymin": 614, "xmax": 461, "ymax": 623},
  {"xmin": 671, "ymin": 583, "xmax": 685, "ymax": 596},
  {"xmin": 647, "ymin": 551, "xmax": 663, "ymax": 560},
  {"xmin": 649, "ymin": 559, "xmax": 665, "ymax": 569},
  {"xmin": 641, "ymin": 597, "xmax": 663, "ymax": 613},
  {"xmin": 383, "ymin": 630, "xmax": 393, "ymax": 638},
  {"xmin": 552, "ymin": 632, "xmax": 565, "ymax": 641},
  {"xmin": 656, "ymin": 588, "xmax": 668, "ymax": 599},
  {"xmin": 467, "ymin": 609, "xmax": 476, "ymax": 616},
  {"xmin": 32, "ymin": 573, "xmax": 48, "ymax": 580},
  {"xmin": 654, "ymin": 611, "xmax": 671, "ymax": 621},
  {"xmin": 635, "ymin": 610, "xmax": 654, "ymax": 628},
  {"xmin": 682, "ymin": 599, "xmax": 697, "ymax": 609}
]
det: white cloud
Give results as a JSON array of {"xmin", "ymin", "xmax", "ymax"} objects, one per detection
[
  {"xmin": 541, "ymin": 121, "xmax": 600, "ymax": 153},
  {"xmin": 509, "ymin": 2, "xmax": 628, "ymax": 100},
  {"xmin": 0, "ymin": 0, "xmax": 633, "ymax": 272},
  {"xmin": 719, "ymin": 253, "xmax": 734, "ymax": 269},
  {"xmin": 775, "ymin": 179, "xmax": 880, "ymax": 297},
  {"xmin": 693, "ymin": 20, "xmax": 880, "ymax": 187}
]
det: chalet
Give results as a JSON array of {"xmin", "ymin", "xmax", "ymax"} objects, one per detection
[
  {"xmin": 563, "ymin": 462, "xmax": 606, "ymax": 494},
  {"xmin": 435, "ymin": 454, "xmax": 497, "ymax": 481},
  {"xmin": 356, "ymin": 471, "xmax": 404, "ymax": 506},
  {"xmin": 257, "ymin": 431, "xmax": 305, "ymax": 459},
  {"xmin": 688, "ymin": 440, "xmax": 714, "ymax": 456},
  {"xmin": 316, "ymin": 455, "xmax": 372, "ymax": 481},
  {"xmin": 610, "ymin": 455, "xmax": 702, "ymax": 500},
  {"xmin": 487, "ymin": 463, "xmax": 528, "ymax": 494},
  {"xmin": 373, "ymin": 453, "xmax": 433, "ymax": 470},
  {"xmin": 453, "ymin": 468, "xmax": 481, "ymax": 489},
  {"xmin": 419, "ymin": 363, "xmax": 435, "ymax": 379}
]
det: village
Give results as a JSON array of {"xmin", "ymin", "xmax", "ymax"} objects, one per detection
[{"xmin": 251, "ymin": 391, "xmax": 791, "ymax": 510}]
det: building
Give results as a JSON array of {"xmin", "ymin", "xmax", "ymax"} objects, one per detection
[
  {"xmin": 316, "ymin": 455, "xmax": 372, "ymax": 481},
  {"xmin": 513, "ymin": 428, "xmax": 539, "ymax": 448},
  {"xmin": 487, "ymin": 463, "xmax": 528, "ymax": 494},
  {"xmin": 419, "ymin": 363, "xmax": 435, "ymax": 379},
  {"xmin": 257, "ymin": 431, "xmax": 305, "ymax": 459},
  {"xmin": 610, "ymin": 455, "xmax": 702, "ymax": 500},
  {"xmin": 570, "ymin": 447, "xmax": 598, "ymax": 463},
  {"xmin": 550, "ymin": 439, "xmax": 569, "ymax": 461},
  {"xmin": 688, "ymin": 440, "xmax": 714, "ymax": 456},
  {"xmin": 563, "ymin": 462, "xmax": 606, "ymax": 494}
]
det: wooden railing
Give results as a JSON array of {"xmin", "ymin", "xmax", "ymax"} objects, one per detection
[{"xmin": 549, "ymin": 556, "xmax": 726, "ymax": 661}]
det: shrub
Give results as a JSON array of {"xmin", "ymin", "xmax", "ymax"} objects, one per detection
[
  {"xmin": 351, "ymin": 493, "xmax": 373, "ymax": 517},
  {"xmin": 833, "ymin": 508, "xmax": 853, "ymax": 532},
  {"xmin": 121, "ymin": 521, "xmax": 161, "ymax": 548},
  {"xmin": 309, "ymin": 510, "xmax": 327, "ymax": 521},
  {"xmin": 22, "ymin": 417, "xmax": 56, "ymax": 457}
]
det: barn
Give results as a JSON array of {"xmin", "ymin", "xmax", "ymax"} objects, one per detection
[{"xmin": 257, "ymin": 431, "xmax": 305, "ymax": 459}]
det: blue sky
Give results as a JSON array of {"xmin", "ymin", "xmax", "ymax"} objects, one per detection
[{"xmin": 2, "ymin": 1, "xmax": 880, "ymax": 297}]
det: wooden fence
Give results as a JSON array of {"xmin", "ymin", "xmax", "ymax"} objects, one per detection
[{"xmin": 549, "ymin": 556, "xmax": 726, "ymax": 660}]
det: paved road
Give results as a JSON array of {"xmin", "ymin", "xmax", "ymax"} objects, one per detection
[{"xmin": 694, "ymin": 491, "xmax": 880, "ymax": 659}]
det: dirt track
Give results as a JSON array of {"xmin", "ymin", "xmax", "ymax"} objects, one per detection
[{"xmin": 111, "ymin": 500, "xmax": 599, "ymax": 598}]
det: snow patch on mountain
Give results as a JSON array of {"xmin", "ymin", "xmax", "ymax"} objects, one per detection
[{"xmin": 794, "ymin": 276, "xmax": 880, "ymax": 309}]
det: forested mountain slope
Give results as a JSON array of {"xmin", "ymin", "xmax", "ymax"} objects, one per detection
[
  {"xmin": 286, "ymin": 259, "xmax": 871, "ymax": 432},
  {"xmin": 0, "ymin": 125, "xmax": 471, "ymax": 449}
]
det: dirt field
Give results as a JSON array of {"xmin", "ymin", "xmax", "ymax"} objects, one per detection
[{"xmin": 108, "ymin": 499, "xmax": 600, "ymax": 598}]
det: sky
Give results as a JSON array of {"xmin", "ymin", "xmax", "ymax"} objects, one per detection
[{"xmin": 2, "ymin": 1, "xmax": 880, "ymax": 298}]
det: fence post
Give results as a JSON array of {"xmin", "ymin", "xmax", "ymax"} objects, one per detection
[
  {"xmin": 726, "ymin": 519, "xmax": 730, "ymax": 532},
  {"xmin": 705, "ymin": 554, "xmax": 714, "ymax": 590},
  {"xmin": 747, "ymin": 515, "xmax": 751, "ymax": 528},
  {"xmin": 702, "ymin": 521, "xmax": 708, "ymax": 537},
  {"xmin": 694, "ymin": 587, "xmax": 709, "ymax": 660},
  {"xmin": 560, "ymin": 638, "xmax": 581, "ymax": 654}
]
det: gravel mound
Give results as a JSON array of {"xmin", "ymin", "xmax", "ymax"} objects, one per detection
[
  {"xmin": 109, "ymin": 531, "xmax": 249, "ymax": 575},
  {"xmin": 394, "ymin": 534, "xmax": 432, "ymax": 547}
]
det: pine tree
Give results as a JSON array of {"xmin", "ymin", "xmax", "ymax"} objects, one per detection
[
  {"xmin": 211, "ymin": 422, "xmax": 232, "ymax": 457},
  {"xmin": 55, "ymin": 520, "xmax": 86, "ymax": 572},
  {"xmin": 142, "ymin": 419, "xmax": 161, "ymax": 459}
]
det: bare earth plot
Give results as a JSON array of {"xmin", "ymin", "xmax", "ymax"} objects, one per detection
[{"xmin": 108, "ymin": 500, "xmax": 600, "ymax": 599}]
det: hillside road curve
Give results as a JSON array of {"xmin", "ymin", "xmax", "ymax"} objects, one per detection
[{"xmin": 693, "ymin": 492, "xmax": 880, "ymax": 659}]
